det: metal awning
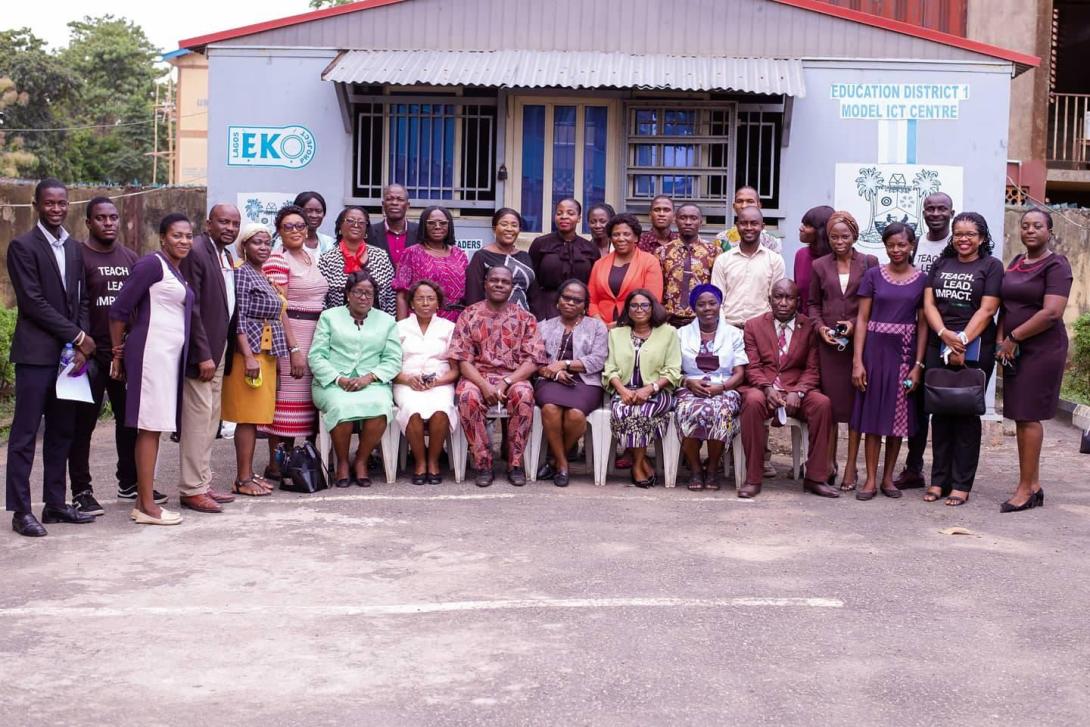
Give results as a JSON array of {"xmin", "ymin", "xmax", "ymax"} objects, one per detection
[{"xmin": 322, "ymin": 50, "xmax": 806, "ymax": 96}]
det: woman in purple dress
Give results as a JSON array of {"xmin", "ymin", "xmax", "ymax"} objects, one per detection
[
  {"xmin": 996, "ymin": 208, "xmax": 1073, "ymax": 513},
  {"xmin": 392, "ymin": 205, "xmax": 468, "ymax": 322},
  {"xmin": 108, "ymin": 213, "xmax": 195, "ymax": 526},
  {"xmin": 850, "ymin": 223, "xmax": 928, "ymax": 501}
]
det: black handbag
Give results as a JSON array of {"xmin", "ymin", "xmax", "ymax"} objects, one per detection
[
  {"xmin": 924, "ymin": 366, "xmax": 986, "ymax": 416},
  {"xmin": 1080, "ymin": 428, "xmax": 1090, "ymax": 455},
  {"xmin": 280, "ymin": 441, "xmax": 328, "ymax": 493}
]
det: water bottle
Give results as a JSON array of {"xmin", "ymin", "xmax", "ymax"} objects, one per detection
[
  {"xmin": 59, "ymin": 342, "xmax": 76, "ymax": 371},
  {"xmin": 274, "ymin": 442, "xmax": 289, "ymax": 470}
]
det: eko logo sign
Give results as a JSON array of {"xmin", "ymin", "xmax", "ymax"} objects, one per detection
[{"xmin": 228, "ymin": 125, "xmax": 316, "ymax": 169}]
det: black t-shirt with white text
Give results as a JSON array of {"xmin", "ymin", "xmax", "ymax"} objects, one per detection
[
  {"xmin": 82, "ymin": 242, "xmax": 139, "ymax": 356},
  {"xmin": 926, "ymin": 254, "xmax": 1004, "ymax": 334}
]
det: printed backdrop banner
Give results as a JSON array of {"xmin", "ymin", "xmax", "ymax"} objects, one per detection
[
  {"xmin": 237, "ymin": 192, "xmax": 297, "ymax": 229},
  {"xmin": 833, "ymin": 163, "xmax": 963, "ymax": 262}
]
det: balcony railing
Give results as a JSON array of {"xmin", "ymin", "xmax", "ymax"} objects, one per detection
[{"xmin": 1048, "ymin": 93, "xmax": 1090, "ymax": 168}]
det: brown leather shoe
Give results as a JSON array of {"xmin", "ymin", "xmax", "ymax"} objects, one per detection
[
  {"xmin": 738, "ymin": 482, "xmax": 762, "ymax": 498},
  {"xmin": 179, "ymin": 493, "xmax": 223, "ymax": 513},
  {"xmin": 893, "ymin": 468, "xmax": 926, "ymax": 490},
  {"xmin": 206, "ymin": 487, "xmax": 236, "ymax": 504},
  {"xmin": 803, "ymin": 479, "xmax": 840, "ymax": 498}
]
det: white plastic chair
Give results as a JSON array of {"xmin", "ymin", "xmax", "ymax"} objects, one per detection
[
  {"xmin": 396, "ymin": 420, "xmax": 468, "ymax": 483},
  {"xmin": 525, "ymin": 404, "xmax": 610, "ymax": 485},
  {"xmin": 731, "ymin": 417, "xmax": 809, "ymax": 490},
  {"xmin": 600, "ymin": 411, "xmax": 681, "ymax": 488},
  {"xmin": 317, "ymin": 407, "xmax": 401, "ymax": 484}
]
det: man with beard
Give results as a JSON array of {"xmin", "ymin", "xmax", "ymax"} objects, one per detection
[{"xmin": 68, "ymin": 197, "xmax": 141, "ymax": 516}]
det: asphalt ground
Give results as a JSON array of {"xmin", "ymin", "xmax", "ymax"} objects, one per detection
[{"xmin": 1, "ymin": 420, "xmax": 1089, "ymax": 726}]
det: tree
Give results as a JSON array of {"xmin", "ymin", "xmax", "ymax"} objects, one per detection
[
  {"xmin": 58, "ymin": 15, "xmax": 164, "ymax": 184},
  {"xmin": 0, "ymin": 77, "xmax": 37, "ymax": 177},
  {"xmin": 0, "ymin": 28, "xmax": 80, "ymax": 179}
]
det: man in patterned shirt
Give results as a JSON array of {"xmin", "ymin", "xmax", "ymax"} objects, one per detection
[
  {"xmin": 657, "ymin": 203, "xmax": 719, "ymax": 327},
  {"xmin": 716, "ymin": 185, "xmax": 782, "ymax": 254}
]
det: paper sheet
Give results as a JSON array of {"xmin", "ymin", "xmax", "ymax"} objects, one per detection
[{"xmin": 56, "ymin": 363, "xmax": 94, "ymax": 403}]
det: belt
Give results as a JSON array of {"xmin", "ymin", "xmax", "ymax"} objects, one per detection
[{"xmin": 286, "ymin": 309, "xmax": 322, "ymax": 321}]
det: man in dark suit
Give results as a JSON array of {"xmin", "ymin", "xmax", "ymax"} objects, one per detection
[
  {"xmin": 367, "ymin": 183, "xmax": 418, "ymax": 265},
  {"xmin": 739, "ymin": 279, "xmax": 838, "ymax": 499},
  {"xmin": 5, "ymin": 178, "xmax": 97, "ymax": 536},
  {"xmin": 176, "ymin": 203, "xmax": 241, "ymax": 514}
]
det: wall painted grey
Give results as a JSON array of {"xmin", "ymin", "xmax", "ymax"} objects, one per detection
[
  {"xmin": 779, "ymin": 61, "xmax": 1012, "ymax": 271},
  {"xmin": 206, "ymin": 48, "xmax": 348, "ymax": 238}
]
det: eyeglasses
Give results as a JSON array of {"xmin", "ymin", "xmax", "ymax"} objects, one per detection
[
  {"xmin": 425, "ymin": 220, "xmax": 450, "ymax": 228},
  {"xmin": 343, "ymin": 219, "xmax": 367, "ymax": 228},
  {"xmin": 348, "ymin": 289, "xmax": 374, "ymax": 299},
  {"xmin": 953, "ymin": 232, "xmax": 980, "ymax": 240},
  {"xmin": 629, "ymin": 302, "xmax": 652, "ymax": 311},
  {"xmin": 280, "ymin": 222, "xmax": 307, "ymax": 232},
  {"xmin": 559, "ymin": 294, "xmax": 586, "ymax": 304}
]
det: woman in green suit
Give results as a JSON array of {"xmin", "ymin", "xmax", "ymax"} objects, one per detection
[
  {"xmin": 603, "ymin": 289, "xmax": 681, "ymax": 487},
  {"xmin": 309, "ymin": 271, "xmax": 402, "ymax": 487}
]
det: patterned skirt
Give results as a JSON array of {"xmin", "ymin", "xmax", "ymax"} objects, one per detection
[
  {"xmin": 610, "ymin": 391, "xmax": 674, "ymax": 448},
  {"xmin": 674, "ymin": 388, "xmax": 741, "ymax": 443},
  {"xmin": 260, "ymin": 316, "xmax": 319, "ymax": 438}
]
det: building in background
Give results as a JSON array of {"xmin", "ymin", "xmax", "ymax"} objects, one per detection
[
  {"xmin": 164, "ymin": 48, "xmax": 209, "ymax": 186},
  {"xmin": 175, "ymin": 0, "xmax": 1035, "ymax": 263}
]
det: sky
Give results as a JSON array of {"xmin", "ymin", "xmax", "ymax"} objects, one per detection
[{"xmin": 3, "ymin": 0, "xmax": 315, "ymax": 54}]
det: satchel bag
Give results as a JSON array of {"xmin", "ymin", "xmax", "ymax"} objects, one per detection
[
  {"xmin": 280, "ymin": 441, "xmax": 328, "ymax": 493},
  {"xmin": 924, "ymin": 366, "xmax": 986, "ymax": 416}
]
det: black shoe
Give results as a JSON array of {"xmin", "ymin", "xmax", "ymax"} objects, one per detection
[
  {"xmin": 116, "ymin": 485, "xmax": 137, "ymax": 500},
  {"xmin": 411, "ymin": 472, "xmax": 427, "ymax": 486},
  {"xmin": 1035, "ymin": 487, "xmax": 1044, "ymax": 507},
  {"xmin": 12, "ymin": 512, "xmax": 47, "ymax": 537},
  {"xmin": 508, "ymin": 467, "xmax": 527, "ymax": 487},
  {"xmin": 41, "ymin": 504, "xmax": 95, "ymax": 525},
  {"xmin": 554, "ymin": 471, "xmax": 570, "ymax": 488},
  {"xmin": 426, "ymin": 472, "xmax": 443, "ymax": 485},
  {"xmin": 1000, "ymin": 493, "xmax": 1037, "ymax": 513},
  {"xmin": 475, "ymin": 468, "xmax": 494, "ymax": 488},
  {"xmin": 153, "ymin": 490, "xmax": 168, "ymax": 504},
  {"xmin": 73, "ymin": 491, "xmax": 105, "ymax": 517},
  {"xmin": 536, "ymin": 462, "xmax": 557, "ymax": 481}
]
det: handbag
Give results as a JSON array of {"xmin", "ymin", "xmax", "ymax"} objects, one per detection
[
  {"xmin": 1080, "ymin": 428, "xmax": 1090, "ymax": 455},
  {"xmin": 279, "ymin": 441, "xmax": 328, "ymax": 493},
  {"xmin": 924, "ymin": 366, "xmax": 986, "ymax": 416}
]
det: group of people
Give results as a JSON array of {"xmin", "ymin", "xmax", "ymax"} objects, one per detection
[{"xmin": 5, "ymin": 179, "xmax": 1072, "ymax": 537}]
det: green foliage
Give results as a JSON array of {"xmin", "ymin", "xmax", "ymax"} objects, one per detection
[
  {"xmin": 0, "ymin": 18, "xmax": 164, "ymax": 185},
  {"xmin": 1065, "ymin": 313, "xmax": 1090, "ymax": 405},
  {"xmin": 0, "ymin": 307, "xmax": 17, "ymax": 393}
]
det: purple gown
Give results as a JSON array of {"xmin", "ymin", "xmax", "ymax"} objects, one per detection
[{"xmin": 850, "ymin": 266, "xmax": 925, "ymax": 437}]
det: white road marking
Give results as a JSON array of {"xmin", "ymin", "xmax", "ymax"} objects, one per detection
[
  {"xmin": 0, "ymin": 597, "xmax": 842, "ymax": 619},
  {"xmin": 77, "ymin": 492, "xmax": 754, "ymax": 506}
]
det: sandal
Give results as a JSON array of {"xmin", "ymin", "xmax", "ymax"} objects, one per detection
[
  {"xmin": 923, "ymin": 487, "xmax": 943, "ymax": 502},
  {"xmin": 945, "ymin": 494, "xmax": 969, "ymax": 507},
  {"xmin": 687, "ymin": 472, "xmax": 705, "ymax": 491},
  {"xmin": 705, "ymin": 471, "xmax": 722, "ymax": 491},
  {"xmin": 232, "ymin": 477, "xmax": 270, "ymax": 497}
]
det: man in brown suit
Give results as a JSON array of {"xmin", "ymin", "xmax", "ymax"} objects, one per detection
[{"xmin": 739, "ymin": 279, "xmax": 838, "ymax": 498}]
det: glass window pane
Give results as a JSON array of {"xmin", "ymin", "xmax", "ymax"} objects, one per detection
[
  {"xmin": 520, "ymin": 105, "xmax": 546, "ymax": 233},
  {"xmin": 662, "ymin": 175, "xmax": 695, "ymax": 198},
  {"xmin": 551, "ymin": 106, "xmax": 577, "ymax": 225},
  {"xmin": 635, "ymin": 109, "xmax": 657, "ymax": 136},
  {"xmin": 663, "ymin": 144, "xmax": 696, "ymax": 168},
  {"xmin": 633, "ymin": 174, "xmax": 655, "ymax": 198},
  {"xmin": 582, "ymin": 106, "xmax": 608, "ymax": 225},
  {"xmin": 633, "ymin": 144, "xmax": 657, "ymax": 168},
  {"xmin": 664, "ymin": 110, "xmax": 696, "ymax": 136}
]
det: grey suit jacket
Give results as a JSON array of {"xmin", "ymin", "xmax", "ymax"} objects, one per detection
[{"xmin": 538, "ymin": 315, "xmax": 608, "ymax": 387}]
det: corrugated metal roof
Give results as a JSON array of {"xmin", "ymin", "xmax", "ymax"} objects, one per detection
[{"xmin": 322, "ymin": 50, "xmax": 807, "ymax": 96}]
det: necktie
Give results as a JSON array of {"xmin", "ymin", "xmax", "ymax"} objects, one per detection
[
  {"xmin": 778, "ymin": 323, "xmax": 789, "ymax": 364},
  {"xmin": 223, "ymin": 246, "xmax": 234, "ymax": 268}
]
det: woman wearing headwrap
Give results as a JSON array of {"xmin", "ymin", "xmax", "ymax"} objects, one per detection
[
  {"xmin": 809, "ymin": 210, "xmax": 878, "ymax": 491},
  {"xmin": 674, "ymin": 284, "xmax": 748, "ymax": 491}
]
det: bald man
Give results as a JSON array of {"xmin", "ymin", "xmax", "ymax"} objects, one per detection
[{"xmin": 176, "ymin": 203, "xmax": 242, "ymax": 514}]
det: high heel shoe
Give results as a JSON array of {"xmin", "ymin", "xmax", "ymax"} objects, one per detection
[
  {"xmin": 1000, "ymin": 493, "xmax": 1037, "ymax": 513},
  {"xmin": 1034, "ymin": 487, "xmax": 1044, "ymax": 507}
]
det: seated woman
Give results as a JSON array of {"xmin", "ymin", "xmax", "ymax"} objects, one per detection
[
  {"xmin": 393, "ymin": 280, "xmax": 460, "ymax": 485},
  {"xmin": 588, "ymin": 213, "xmax": 664, "ymax": 327},
  {"xmin": 221, "ymin": 223, "xmax": 298, "ymax": 497},
  {"xmin": 535, "ymin": 279, "xmax": 608, "ymax": 487},
  {"xmin": 309, "ymin": 272, "xmax": 403, "ymax": 487},
  {"xmin": 603, "ymin": 289, "xmax": 681, "ymax": 487},
  {"xmin": 448, "ymin": 265, "xmax": 549, "ymax": 487},
  {"xmin": 675, "ymin": 284, "xmax": 747, "ymax": 491}
]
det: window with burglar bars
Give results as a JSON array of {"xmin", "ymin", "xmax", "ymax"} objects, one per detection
[
  {"xmin": 353, "ymin": 100, "xmax": 496, "ymax": 207},
  {"xmin": 623, "ymin": 102, "xmax": 782, "ymax": 211}
]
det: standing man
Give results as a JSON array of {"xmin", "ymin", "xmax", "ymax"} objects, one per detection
[
  {"xmin": 5, "ymin": 179, "xmax": 97, "ymax": 536},
  {"xmin": 739, "ymin": 280, "xmax": 837, "ymax": 499},
  {"xmin": 177, "ymin": 204, "xmax": 241, "ymax": 514},
  {"xmin": 636, "ymin": 195, "xmax": 678, "ymax": 255},
  {"xmin": 893, "ymin": 191, "xmax": 954, "ymax": 490},
  {"xmin": 711, "ymin": 206, "xmax": 786, "ymax": 328},
  {"xmin": 716, "ymin": 186, "xmax": 782, "ymax": 253},
  {"xmin": 368, "ymin": 183, "xmax": 419, "ymax": 266},
  {"xmin": 68, "ymin": 197, "xmax": 142, "ymax": 516},
  {"xmin": 657, "ymin": 203, "xmax": 720, "ymax": 327}
]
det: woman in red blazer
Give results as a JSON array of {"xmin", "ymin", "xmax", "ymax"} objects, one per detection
[
  {"xmin": 808, "ymin": 210, "xmax": 878, "ymax": 491},
  {"xmin": 588, "ymin": 213, "xmax": 664, "ymax": 327}
]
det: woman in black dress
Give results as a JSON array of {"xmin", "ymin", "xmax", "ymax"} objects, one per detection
[
  {"xmin": 528, "ymin": 198, "xmax": 600, "ymax": 320},
  {"xmin": 996, "ymin": 208, "xmax": 1073, "ymax": 512},
  {"xmin": 463, "ymin": 208, "xmax": 538, "ymax": 312}
]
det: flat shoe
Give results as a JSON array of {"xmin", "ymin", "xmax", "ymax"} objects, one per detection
[
  {"xmin": 553, "ymin": 471, "xmax": 570, "ymax": 488},
  {"xmin": 880, "ymin": 485, "xmax": 902, "ymax": 499},
  {"xmin": 130, "ymin": 507, "xmax": 183, "ymax": 526},
  {"xmin": 426, "ymin": 472, "xmax": 443, "ymax": 485},
  {"xmin": 411, "ymin": 472, "xmax": 427, "ymax": 486},
  {"xmin": 334, "ymin": 478, "xmax": 351, "ymax": 488},
  {"xmin": 855, "ymin": 488, "xmax": 877, "ymax": 501}
]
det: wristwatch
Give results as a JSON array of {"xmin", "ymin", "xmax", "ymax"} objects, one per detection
[
  {"xmin": 651, "ymin": 382, "xmax": 660, "ymax": 394},
  {"xmin": 563, "ymin": 360, "xmax": 572, "ymax": 370},
  {"xmin": 502, "ymin": 376, "xmax": 513, "ymax": 387},
  {"xmin": 289, "ymin": 346, "xmax": 300, "ymax": 353}
]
